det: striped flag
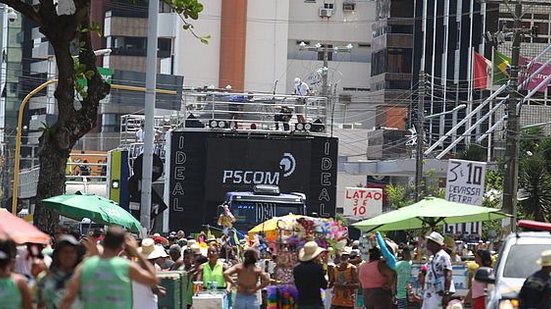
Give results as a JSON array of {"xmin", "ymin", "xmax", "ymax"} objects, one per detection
[{"xmin": 473, "ymin": 51, "xmax": 492, "ymax": 89}]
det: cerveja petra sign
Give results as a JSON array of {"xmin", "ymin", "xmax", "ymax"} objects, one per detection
[{"xmin": 445, "ymin": 159, "xmax": 486, "ymax": 206}]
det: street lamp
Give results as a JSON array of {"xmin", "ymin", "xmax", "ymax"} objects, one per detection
[{"xmin": 298, "ymin": 41, "xmax": 353, "ymax": 97}]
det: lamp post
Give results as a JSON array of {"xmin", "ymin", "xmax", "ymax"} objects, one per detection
[{"xmin": 298, "ymin": 41, "xmax": 353, "ymax": 98}]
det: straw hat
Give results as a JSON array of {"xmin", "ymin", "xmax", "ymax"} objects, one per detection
[
  {"xmin": 147, "ymin": 245, "xmax": 169, "ymax": 260},
  {"xmin": 190, "ymin": 243, "xmax": 202, "ymax": 255},
  {"xmin": 139, "ymin": 238, "xmax": 155, "ymax": 256},
  {"xmin": 340, "ymin": 247, "xmax": 352, "ymax": 256},
  {"xmin": 537, "ymin": 250, "xmax": 551, "ymax": 266},
  {"xmin": 299, "ymin": 241, "xmax": 326, "ymax": 262},
  {"xmin": 426, "ymin": 231, "xmax": 445, "ymax": 246}
]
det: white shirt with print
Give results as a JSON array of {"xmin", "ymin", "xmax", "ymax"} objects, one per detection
[{"xmin": 423, "ymin": 249, "xmax": 454, "ymax": 300}]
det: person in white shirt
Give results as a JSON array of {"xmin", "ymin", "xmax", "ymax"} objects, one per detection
[
  {"xmin": 423, "ymin": 232, "xmax": 454, "ymax": 309},
  {"xmin": 136, "ymin": 123, "xmax": 145, "ymax": 142},
  {"xmin": 293, "ymin": 77, "xmax": 311, "ymax": 124}
]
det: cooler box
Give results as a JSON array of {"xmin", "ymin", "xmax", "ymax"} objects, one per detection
[
  {"xmin": 192, "ymin": 292, "xmax": 228, "ymax": 309},
  {"xmin": 157, "ymin": 271, "xmax": 184, "ymax": 309}
]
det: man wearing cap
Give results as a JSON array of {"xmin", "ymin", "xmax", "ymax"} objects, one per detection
[
  {"xmin": 519, "ymin": 250, "xmax": 551, "ymax": 308},
  {"xmin": 61, "ymin": 226, "xmax": 159, "ymax": 309},
  {"xmin": 293, "ymin": 241, "xmax": 327, "ymax": 309},
  {"xmin": 423, "ymin": 231, "xmax": 454, "ymax": 309},
  {"xmin": 37, "ymin": 235, "xmax": 82, "ymax": 309},
  {"xmin": 328, "ymin": 247, "xmax": 358, "ymax": 309}
]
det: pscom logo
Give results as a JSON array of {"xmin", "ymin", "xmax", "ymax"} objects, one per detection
[
  {"xmin": 222, "ymin": 152, "xmax": 297, "ymax": 184},
  {"xmin": 279, "ymin": 152, "xmax": 296, "ymax": 177}
]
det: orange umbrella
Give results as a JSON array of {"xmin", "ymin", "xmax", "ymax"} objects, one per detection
[{"xmin": 0, "ymin": 210, "xmax": 50, "ymax": 244}]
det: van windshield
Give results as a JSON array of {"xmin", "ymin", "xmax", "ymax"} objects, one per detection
[
  {"xmin": 503, "ymin": 244, "xmax": 550, "ymax": 278},
  {"xmin": 230, "ymin": 201, "xmax": 305, "ymax": 228}
]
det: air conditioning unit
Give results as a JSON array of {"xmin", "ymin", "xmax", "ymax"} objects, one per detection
[
  {"xmin": 343, "ymin": 1, "xmax": 356, "ymax": 11},
  {"xmin": 319, "ymin": 8, "xmax": 333, "ymax": 18}
]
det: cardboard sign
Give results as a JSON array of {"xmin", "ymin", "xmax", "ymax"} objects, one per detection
[
  {"xmin": 445, "ymin": 159, "xmax": 486, "ymax": 206},
  {"xmin": 343, "ymin": 187, "xmax": 383, "ymax": 219}
]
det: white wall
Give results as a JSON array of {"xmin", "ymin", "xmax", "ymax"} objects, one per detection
[
  {"xmin": 285, "ymin": 0, "xmax": 375, "ymax": 93},
  {"xmin": 244, "ymin": 0, "xmax": 290, "ymax": 92},
  {"xmin": 174, "ymin": 0, "xmax": 222, "ymax": 88},
  {"xmin": 288, "ymin": 0, "xmax": 374, "ymax": 43}
]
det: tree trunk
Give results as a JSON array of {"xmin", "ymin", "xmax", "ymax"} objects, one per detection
[
  {"xmin": 34, "ymin": 138, "xmax": 70, "ymax": 233},
  {"xmin": 32, "ymin": 1, "xmax": 110, "ymax": 234}
]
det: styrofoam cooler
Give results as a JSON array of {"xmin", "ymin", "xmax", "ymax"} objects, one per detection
[{"xmin": 192, "ymin": 292, "xmax": 228, "ymax": 309}]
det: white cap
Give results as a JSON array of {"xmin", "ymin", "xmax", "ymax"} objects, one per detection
[{"xmin": 294, "ymin": 77, "xmax": 301, "ymax": 85}]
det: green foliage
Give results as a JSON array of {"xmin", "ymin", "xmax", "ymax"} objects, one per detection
[
  {"xmin": 162, "ymin": 0, "xmax": 209, "ymax": 43},
  {"xmin": 385, "ymin": 174, "xmax": 445, "ymax": 210},
  {"xmin": 165, "ymin": 0, "xmax": 204, "ymax": 19},
  {"xmin": 519, "ymin": 154, "xmax": 551, "ymax": 222},
  {"xmin": 386, "ymin": 184, "xmax": 413, "ymax": 209},
  {"xmin": 520, "ymin": 126, "xmax": 545, "ymax": 157},
  {"xmin": 72, "ymin": 57, "xmax": 89, "ymax": 99},
  {"xmin": 536, "ymin": 138, "xmax": 551, "ymax": 175}
]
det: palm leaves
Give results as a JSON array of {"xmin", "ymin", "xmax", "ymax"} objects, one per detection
[{"xmin": 517, "ymin": 135, "xmax": 551, "ymax": 222}]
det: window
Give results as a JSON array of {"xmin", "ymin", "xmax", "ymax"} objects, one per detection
[
  {"xmin": 534, "ymin": 22, "xmax": 549, "ymax": 36},
  {"xmin": 159, "ymin": 1, "xmax": 172, "ymax": 13},
  {"xmin": 158, "ymin": 38, "xmax": 172, "ymax": 58},
  {"xmin": 324, "ymin": 3, "xmax": 334, "ymax": 9},
  {"xmin": 533, "ymin": 14, "xmax": 549, "ymax": 20},
  {"xmin": 304, "ymin": 0, "xmax": 316, "ymax": 3}
]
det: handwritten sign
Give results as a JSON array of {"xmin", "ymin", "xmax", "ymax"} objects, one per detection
[
  {"xmin": 445, "ymin": 159, "xmax": 486, "ymax": 206},
  {"xmin": 343, "ymin": 187, "xmax": 383, "ymax": 219}
]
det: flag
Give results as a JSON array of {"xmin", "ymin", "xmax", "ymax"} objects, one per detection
[
  {"xmin": 520, "ymin": 56, "xmax": 551, "ymax": 93},
  {"xmin": 493, "ymin": 50, "xmax": 511, "ymax": 85},
  {"xmin": 473, "ymin": 51, "xmax": 492, "ymax": 89}
]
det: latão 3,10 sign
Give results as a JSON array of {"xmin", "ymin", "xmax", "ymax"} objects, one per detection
[{"xmin": 343, "ymin": 187, "xmax": 383, "ymax": 219}]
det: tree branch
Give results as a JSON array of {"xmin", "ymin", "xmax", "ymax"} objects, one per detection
[{"xmin": 0, "ymin": 0, "xmax": 41, "ymax": 24}]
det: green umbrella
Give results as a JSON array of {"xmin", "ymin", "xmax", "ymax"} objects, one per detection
[
  {"xmin": 353, "ymin": 197, "xmax": 510, "ymax": 232},
  {"xmin": 43, "ymin": 193, "xmax": 142, "ymax": 233}
]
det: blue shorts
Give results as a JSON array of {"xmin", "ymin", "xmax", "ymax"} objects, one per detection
[
  {"xmin": 233, "ymin": 292, "xmax": 260, "ymax": 309},
  {"xmin": 396, "ymin": 298, "xmax": 408, "ymax": 309}
]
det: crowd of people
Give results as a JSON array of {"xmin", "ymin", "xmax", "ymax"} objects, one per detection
[{"xmin": 1, "ymin": 224, "xmax": 549, "ymax": 309}]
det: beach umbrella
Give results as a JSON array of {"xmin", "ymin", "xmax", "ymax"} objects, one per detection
[
  {"xmin": 0, "ymin": 209, "xmax": 50, "ymax": 244},
  {"xmin": 248, "ymin": 214, "xmax": 311, "ymax": 241},
  {"xmin": 43, "ymin": 193, "xmax": 141, "ymax": 233},
  {"xmin": 353, "ymin": 197, "xmax": 509, "ymax": 232}
]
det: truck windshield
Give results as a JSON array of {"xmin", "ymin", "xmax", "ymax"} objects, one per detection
[{"xmin": 230, "ymin": 201, "xmax": 305, "ymax": 229}]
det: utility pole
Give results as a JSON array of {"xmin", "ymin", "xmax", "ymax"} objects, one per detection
[
  {"xmin": 502, "ymin": 1, "xmax": 523, "ymax": 232},
  {"xmin": 140, "ymin": 0, "xmax": 159, "ymax": 233},
  {"xmin": 414, "ymin": 72, "xmax": 426, "ymax": 202},
  {"xmin": 298, "ymin": 42, "xmax": 352, "ymax": 98},
  {"xmin": 321, "ymin": 46, "xmax": 329, "ymax": 97}
]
